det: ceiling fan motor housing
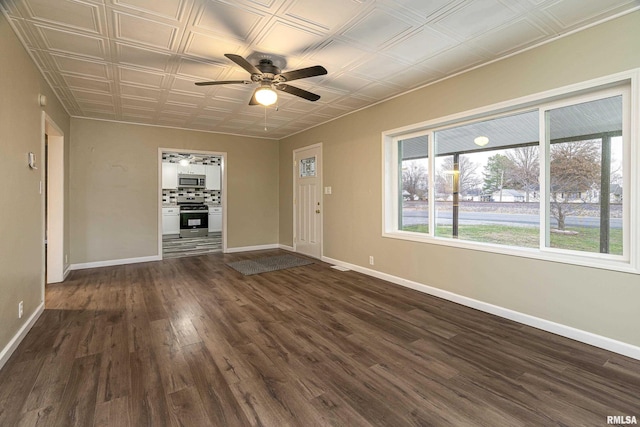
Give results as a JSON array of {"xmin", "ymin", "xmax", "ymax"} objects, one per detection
[{"xmin": 255, "ymin": 59, "xmax": 280, "ymax": 82}]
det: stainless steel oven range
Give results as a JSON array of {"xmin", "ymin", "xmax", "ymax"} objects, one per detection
[{"xmin": 177, "ymin": 196, "xmax": 208, "ymax": 238}]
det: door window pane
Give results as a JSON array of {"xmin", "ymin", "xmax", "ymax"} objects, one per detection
[
  {"xmin": 300, "ymin": 157, "xmax": 316, "ymax": 177},
  {"xmin": 399, "ymin": 135, "xmax": 428, "ymax": 233}
]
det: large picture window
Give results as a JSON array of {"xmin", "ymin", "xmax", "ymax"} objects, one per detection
[{"xmin": 383, "ymin": 77, "xmax": 635, "ymax": 272}]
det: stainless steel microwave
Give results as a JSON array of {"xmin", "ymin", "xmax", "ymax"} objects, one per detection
[{"xmin": 178, "ymin": 174, "xmax": 206, "ymax": 188}]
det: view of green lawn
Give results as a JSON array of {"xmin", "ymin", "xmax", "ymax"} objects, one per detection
[{"xmin": 402, "ymin": 224, "xmax": 623, "ymax": 255}]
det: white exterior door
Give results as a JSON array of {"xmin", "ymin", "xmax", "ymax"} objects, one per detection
[{"xmin": 294, "ymin": 144, "xmax": 322, "ymax": 259}]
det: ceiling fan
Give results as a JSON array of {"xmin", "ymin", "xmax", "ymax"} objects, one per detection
[{"xmin": 195, "ymin": 54, "xmax": 327, "ymax": 106}]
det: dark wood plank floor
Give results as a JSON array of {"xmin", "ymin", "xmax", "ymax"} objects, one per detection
[{"xmin": 1, "ymin": 250, "xmax": 639, "ymax": 426}]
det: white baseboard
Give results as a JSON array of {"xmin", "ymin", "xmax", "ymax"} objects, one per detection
[
  {"xmin": 70, "ymin": 255, "xmax": 161, "ymax": 270},
  {"xmin": 0, "ymin": 303, "xmax": 45, "ymax": 370},
  {"xmin": 322, "ymin": 256, "xmax": 640, "ymax": 361},
  {"xmin": 224, "ymin": 244, "xmax": 280, "ymax": 254},
  {"xmin": 278, "ymin": 244, "xmax": 295, "ymax": 252},
  {"xmin": 63, "ymin": 264, "xmax": 71, "ymax": 279}
]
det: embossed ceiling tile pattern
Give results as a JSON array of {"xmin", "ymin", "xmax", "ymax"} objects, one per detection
[
  {"xmin": 120, "ymin": 84, "xmax": 163, "ymax": 100},
  {"xmin": 115, "ymin": 43, "xmax": 172, "ymax": 71},
  {"xmin": 183, "ymin": 32, "xmax": 244, "ymax": 60},
  {"xmin": 171, "ymin": 76, "xmax": 207, "ymax": 94},
  {"xmin": 356, "ymin": 82, "xmax": 404, "ymax": 100},
  {"xmin": 383, "ymin": 26, "xmax": 456, "ymax": 61},
  {"xmin": 114, "ymin": 11, "xmax": 178, "ymax": 49},
  {"xmin": 341, "ymin": 8, "xmax": 414, "ymax": 49},
  {"xmin": 2, "ymin": 0, "xmax": 638, "ymax": 138},
  {"xmin": 113, "ymin": 0, "xmax": 185, "ymax": 21},
  {"xmin": 282, "ymin": 0, "xmax": 365, "ymax": 31},
  {"xmin": 165, "ymin": 92, "xmax": 204, "ymax": 105},
  {"xmin": 26, "ymin": 0, "xmax": 101, "ymax": 33},
  {"xmin": 194, "ymin": 0, "xmax": 265, "ymax": 40},
  {"xmin": 384, "ymin": 65, "xmax": 444, "ymax": 89},
  {"xmin": 469, "ymin": 18, "xmax": 548, "ymax": 55},
  {"xmin": 306, "ymin": 39, "xmax": 370, "ymax": 69},
  {"xmin": 350, "ymin": 54, "xmax": 413, "ymax": 80},
  {"xmin": 52, "ymin": 54, "xmax": 110, "ymax": 79},
  {"xmin": 176, "ymin": 57, "xmax": 226, "ymax": 80},
  {"xmin": 254, "ymin": 19, "xmax": 325, "ymax": 55},
  {"xmin": 422, "ymin": 44, "xmax": 490, "ymax": 75},
  {"xmin": 63, "ymin": 74, "xmax": 111, "ymax": 92},
  {"xmin": 36, "ymin": 25, "xmax": 106, "ymax": 58},
  {"xmin": 434, "ymin": 0, "xmax": 519, "ymax": 39},
  {"xmin": 70, "ymin": 89, "xmax": 113, "ymax": 104},
  {"xmin": 118, "ymin": 66, "xmax": 165, "ymax": 87}
]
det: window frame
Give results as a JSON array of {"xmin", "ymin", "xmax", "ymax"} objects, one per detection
[{"xmin": 382, "ymin": 70, "xmax": 639, "ymax": 274}]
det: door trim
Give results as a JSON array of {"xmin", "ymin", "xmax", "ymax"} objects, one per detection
[{"xmin": 292, "ymin": 143, "xmax": 323, "ymax": 259}]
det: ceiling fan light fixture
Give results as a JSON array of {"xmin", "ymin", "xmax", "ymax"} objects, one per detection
[
  {"xmin": 474, "ymin": 136, "xmax": 489, "ymax": 147},
  {"xmin": 255, "ymin": 86, "xmax": 277, "ymax": 106}
]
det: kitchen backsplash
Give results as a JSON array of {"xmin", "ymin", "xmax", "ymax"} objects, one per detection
[
  {"xmin": 163, "ymin": 189, "xmax": 221, "ymax": 205},
  {"xmin": 162, "ymin": 152, "xmax": 221, "ymax": 166}
]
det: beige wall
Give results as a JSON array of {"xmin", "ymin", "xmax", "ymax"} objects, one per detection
[
  {"xmin": 0, "ymin": 13, "xmax": 70, "ymax": 353},
  {"xmin": 70, "ymin": 119, "xmax": 279, "ymax": 263},
  {"xmin": 279, "ymin": 12, "xmax": 640, "ymax": 347}
]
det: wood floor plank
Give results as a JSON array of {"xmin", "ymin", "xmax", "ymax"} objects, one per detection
[
  {"xmin": 128, "ymin": 349, "xmax": 172, "ymax": 427},
  {"xmin": 94, "ymin": 397, "xmax": 130, "ymax": 427},
  {"xmin": 0, "ymin": 250, "xmax": 638, "ymax": 426},
  {"xmin": 183, "ymin": 342, "xmax": 252, "ymax": 427},
  {"xmin": 52, "ymin": 354, "xmax": 101, "ymax": 427},
  {"xmin": 23, "ymin": 320, "xmax": 84, "ymax": 412}
]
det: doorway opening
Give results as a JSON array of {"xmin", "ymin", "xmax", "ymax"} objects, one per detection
[
  {"xmin": 158, "ymin": 149, "xmax": 227, "ymax": 259},
  {"xmin": 44, "ymin": 114, "xmax": 65, "ymax": 284}
]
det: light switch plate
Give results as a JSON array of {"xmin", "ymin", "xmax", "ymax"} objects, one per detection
[{"xmin": 324, "ymin": 186, "xmax": 332, "ymax": 194}]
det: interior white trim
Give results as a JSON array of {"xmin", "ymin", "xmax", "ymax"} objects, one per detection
[
  {"xmin": 63, "ymin": 265, "xmax": 71, "ymax": 280},
  {"xmin": 279, "ymin": 244, "xmax": 295, "ymax": 252},
  {"xmin": 70, "ymin": 255, "xmax": 161, "ymax": 270},
  {"xmin": 225, "ymin": 244, "xmax": 280, "ymax": 253},
  {"xmin": 0, "ymin": 303, "xmax": 44, "ymax": 370},
  {"xmin": 321, "ymin": 255, "xmax": 640, "ymax": 361}
]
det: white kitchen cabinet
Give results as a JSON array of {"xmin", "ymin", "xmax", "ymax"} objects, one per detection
[
  {"xmin": 190, "ymin": 164, "xmax": 206, "ymax": 175},
  {"xmin": 208, "ymin": 207, "xmax": 222, "ymax": 232},
  {"xmin": 205, "ymin": 165, "xmax": 221, "ymax": 190},
  {"xmin": 178, "ymin": 163, "xmax": 205, "ymax": 175},
  {"xmin": 162, "ymin": 162, "xmax": 178, "ymax": 189},
  {"xmin": 162, "ymin": 207, "xmax": 180, "ymax": 235}
]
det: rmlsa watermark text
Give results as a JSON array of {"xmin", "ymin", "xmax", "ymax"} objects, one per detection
[{"xmin": 607, "ymin": 415, "xmax": 638, "ymax": 425}]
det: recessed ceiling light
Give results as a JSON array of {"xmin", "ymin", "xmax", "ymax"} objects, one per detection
[{"xmin": 474, "ymin": 136, "xmax": 489, "ymax": 147}]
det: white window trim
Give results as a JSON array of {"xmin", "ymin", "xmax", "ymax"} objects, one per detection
[{"xmin": 382, "ymin": 69, "xmax": 640, "ymax": 274}]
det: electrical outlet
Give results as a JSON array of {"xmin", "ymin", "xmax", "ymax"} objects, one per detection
[
  {"xmin": 369, "ymin": 256, "xmax": 374, "ymax": 265},
  {"xmin": 18, "ymin": 301, "xmax": 23, "ymax": 319}
]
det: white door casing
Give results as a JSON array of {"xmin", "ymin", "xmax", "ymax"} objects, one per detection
[{"xmin": 293, "ymin": 144, "xmax": 322, "ymax": 259}]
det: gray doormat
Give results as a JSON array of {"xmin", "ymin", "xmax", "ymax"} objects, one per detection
[{"xmin": 226, "ymin": 254, "xmax": 313, "ymax": 275}]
